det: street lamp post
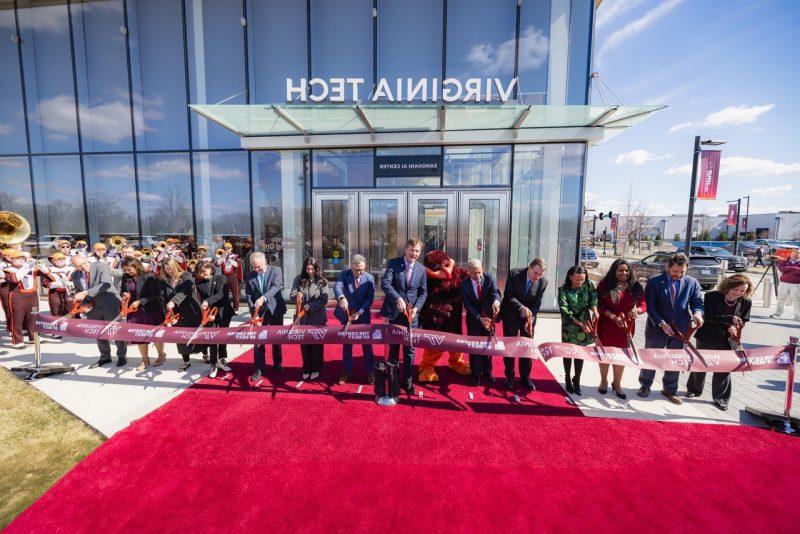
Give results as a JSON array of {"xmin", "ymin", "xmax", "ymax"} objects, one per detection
[{"xmin": 684, "ymin": 136, "xmax": 726, "ymax": 255}]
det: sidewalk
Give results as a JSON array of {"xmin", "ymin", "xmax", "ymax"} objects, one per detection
[{"xmin": 2, "ymin": 292, "xmax": 797, "ymax": 437}]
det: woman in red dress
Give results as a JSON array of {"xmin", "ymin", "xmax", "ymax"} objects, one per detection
[{"xmin": 596, "ymin": 259, "xmax": 646, "ymax": 399}]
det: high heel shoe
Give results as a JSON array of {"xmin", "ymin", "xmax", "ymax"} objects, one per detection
[
  {"xmin": 572, "ymin": 377, "xmax": 582, "ymax": 396},
  {"xmin": 613, "ymin": 383, "xmax": 627, "ymax": 399},
  {"xmin": 598, "ymin": 381, "xmax": 608, "ymax": 395},
  {"xmin": 564, "ymin": 379, "xmax": 574, "ymax": 394},
  {"xmin": 153, "ymin": 354, "xmax": 166, "ymax": 367},
  {"xmin": 136, "ymin": 361, "xmax": 150, "ymax": 371}
]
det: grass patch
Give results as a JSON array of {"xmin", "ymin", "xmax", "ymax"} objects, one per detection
[{"xmin": 0, "ymin": 366, "xmax": 105, "ymax": 528}]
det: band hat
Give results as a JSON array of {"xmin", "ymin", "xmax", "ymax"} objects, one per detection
[
  {"xmin": 6, "ymin": 250, "xmax": 25, "ymax": 259},
  {"xmin": 76, "ymin": 240, "xmax": 87, "ymax": 246},
  {"xmin": 198, "ymin": 245, "xmax": 207, "ymax": 251},
  {"xmin": 167, "ymin": 238, "xmax": 179, "ymax": 244},
  {"xmin": 224, "ymin": 242, "xmax": 233, "ymax": 248},
  {"xmin": 93, "ymin": 243, "xmax": 106, "ymax": 249},
  {"xmin": 57, "ymin": 239, "xmax": 71, "ymax": 246},
  {"xmin": 51, "ymin": 252, "xmax": 67, "ymax": 260}
]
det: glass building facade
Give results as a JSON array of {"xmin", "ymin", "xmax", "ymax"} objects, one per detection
[{"xmin": 0, "ymin": 0, "xmax": 594, "ymax": 307}]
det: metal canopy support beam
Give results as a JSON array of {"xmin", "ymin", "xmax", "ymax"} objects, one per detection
[
  {"xmin": 437, "ymin": 105, "xmax": 446, "ymax": 140},
  {"xmin": 511, "ymin": 105, "xmax": 532, "ymax": 139},
  {"xmin": 353, "ymin": 104, "xmax": 375, "ymax": 141},
  {"xmin": 590, "ymin": 105, "xmax": 618, "ymax": 126},
  {"xmin": 271, "ymin": 105, "xmax": 310, "ymax": 143},
  {"xmin": 600, "ymin": 105, "xmax": 665, "ymax": 127}
]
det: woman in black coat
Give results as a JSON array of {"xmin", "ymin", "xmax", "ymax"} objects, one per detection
[
  {"xmin": 290, "ymin": 257, "xmax": 329, "ymax": 380},
  {"xmin": 159, "ymin": 257, "xmax": 202, "ymax": 372},
  {"xmin": 120, "ymin": 257, "xmax": 166, "ymax": 370},
  {"xmin": 193, "ymin": 260, "xmax": 235, "ymax": 377},
  {"xmin": 687, "ymin": 274, "xmax": 753, "ymax": 411}
]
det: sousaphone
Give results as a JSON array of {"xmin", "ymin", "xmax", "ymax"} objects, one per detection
[{"xmin": 0, "ymin": 211, "xmax": 32, "ymax": 244}]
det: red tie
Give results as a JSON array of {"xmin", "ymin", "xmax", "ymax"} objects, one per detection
[
  {"xmin": 84, "ymin": 271, "xmax": 90, "ymax": 288},
  {"xmin": 354, "ymin": 275, "xmax": 360, "ymax": 289},
  {"xmin": 670, "ymin": 281, "xmax": 677, "ymax": 304},
  {"xmin": 477, "ymin": 280, "xmax": 483, "ymax": 300}
]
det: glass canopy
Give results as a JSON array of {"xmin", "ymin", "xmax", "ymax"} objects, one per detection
[{"xmin": 189, "ymin": 103, "xmax": 665, "ymax": 138}]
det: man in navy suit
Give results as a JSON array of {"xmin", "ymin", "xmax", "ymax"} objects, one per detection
[
  {"xmin": 460, "ymin": 259, "xmax": 502, "ymax": 387},
  {"xmin": 638, "ymin": 253, "xmax": 705, "ymax": 404},
  {"xmin": 245, "ymin": 252, "xmax": 287, "ymax": 383},
  {"xmin": 334, "ymin": 254, "xmax": 375, "ymax": 384},
  {"xmin": 380, "ymin": 238, "xmax": 428, "ymax": 394}
]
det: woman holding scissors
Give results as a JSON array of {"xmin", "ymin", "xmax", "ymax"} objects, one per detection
[
  {"xmin": 596, "ymin": 259, "xmax": 646, "ymax": 399},
  {"xmin": 120, "ymin": 256, "xmax": 165, "ymax": 371},
  {"xmin": 557, "ymin": 265, "xmax": 598, "ymax": 396},
  {"xmin": 290, "ymin": 257, "xmax": 329, "ymax": 380}
]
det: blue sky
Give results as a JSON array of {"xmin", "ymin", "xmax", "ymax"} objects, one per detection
[{"xmin": 587, "ymin": 0, "xmax": 800, "ymax": 217}]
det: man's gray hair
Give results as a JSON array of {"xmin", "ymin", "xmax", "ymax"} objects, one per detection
[
  {"xmin": 466, "ymin": 258, "xmax": 482, "ymax": 270},
  {"xmin": 351, "ymin": 254, "xmax": 366, "ymax": 265},
  {"xmin": 250, "ymin": 251, "xmax": 266, "ymax": 264}
]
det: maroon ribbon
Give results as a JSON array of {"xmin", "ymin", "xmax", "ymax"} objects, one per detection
[{"xmin": 33, "ymin": 314, "xmax": 795, "ymax": 373}]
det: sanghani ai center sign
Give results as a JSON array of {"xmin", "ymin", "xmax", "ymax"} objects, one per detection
[{"xmin": 286, "ymin": 77, "xmax": 518, "ymax": 103}]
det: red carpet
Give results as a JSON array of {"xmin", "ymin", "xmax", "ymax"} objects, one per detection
[{"xmin": 7, "ymin": 317, "xmax": 800, "ymax": 532}]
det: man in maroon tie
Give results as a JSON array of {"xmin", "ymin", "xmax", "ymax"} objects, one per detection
[{"xmin": 459, "ymin": 259, "xmax": 501, "ymax": 387}]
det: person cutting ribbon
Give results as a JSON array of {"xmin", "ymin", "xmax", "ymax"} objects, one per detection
[
  {"xmin": 334, "ymin": 254, "xmax": 375, "ymax": 385},
  {"xmin": 460, "ymin": 259, "xmax": 501, "ymax": 387}
]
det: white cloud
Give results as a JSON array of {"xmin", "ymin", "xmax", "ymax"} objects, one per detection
[
  {"xmin": 598, "ymin": 0, "xmax": 684, "ymax": 59},
  {"xmin": 750, "ymin": 185, "xmax": 793, "ymax": 197},
  {"xmin": 0, "ymin": 159, "xmax": 25, "ymax": 168},
  {"xmin": 596, "ymin": 0, "xmax": 646, "ymax": 29},
  {"xmin": 466, "ymin": 25, "xmax": 548, "ymax": 76},
  {"xmin": 665, "ymin": 156, "xmax": 800, "ymax": 177},
  {"xmin": 0, "ymin": 123, "xmax": 12, "ymax": 136},
  {"xmin": 669, "ymin": 104, "xmax": 774, "ymax": 133},
  {"xmin": 612, "ymin": 149, "xmax": 672, "ymax": 165}
]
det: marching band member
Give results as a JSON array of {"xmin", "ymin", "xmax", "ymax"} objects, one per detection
[
  {"xmin": 40, "ymin": 251, "xmax": 75, "ymax": 320},
  {"xmin": 0, "ymin": 248, "xmax": 12, "ymax": 334},
  {"xmin": 56, "ymin": 239, "xmax": 74, "ymax": 257},
  {"xmin": 3, "ymin": 251, "xmax": 42, "ymax": 349},
  {"xmin": 110, "ymin": 244, "xmax": 136, "ymax": 289},
  {"xmin": 215, "ymin": 242, "xmax": 243, "ymax": 310},
  {"xmin": 88, "ymin": 242, "xmax": 108, "ymax": 264},
  {"xmin": 196, "ymin": 245, "xmax": 212, "ymax": 263},
  {"xmin": 193, "ymin": 261, "xmax": 234, "ymax": 378},
  {"xmin": 74, "ymin": 240, "xmax": 88, "ymax": 255}
]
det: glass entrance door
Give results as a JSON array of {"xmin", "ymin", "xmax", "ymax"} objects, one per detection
[
  {"xmin": 458, "ymin": 192, "xmax": 509, "ymax": 288},
  {"xmin": 359, "ymin": 192, "xmax": 406, "ymax": 284},
  {"xmin": 312, "ymin": 192, "xmax": 357, "ymax": 281},
  {"xmin": 409, "ymin": 192, "xmax": 457, "ymax": 257}
]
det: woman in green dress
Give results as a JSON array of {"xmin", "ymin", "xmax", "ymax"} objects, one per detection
[{"xmin": 557, "ymin": 265, "xmax": 598, "ymax": 395}]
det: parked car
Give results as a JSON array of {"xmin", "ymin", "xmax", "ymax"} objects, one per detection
[
  {"xmin": 631, "ymin": 252, "xmax": 723, "ymax": 290},
  {"xmin": 580, "ymin": 247, "xmax": 599, "ymax": 268},
  {"xmin": 689, "ymin": 245, "xmax": 748, "ymax": 272}
]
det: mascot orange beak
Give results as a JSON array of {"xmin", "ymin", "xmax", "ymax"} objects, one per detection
[{"xmin": 426, "ymin": 258, "xmax": 455, "ymax": 280}]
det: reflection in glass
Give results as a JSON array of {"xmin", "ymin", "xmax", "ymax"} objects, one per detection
[
  {"xmin": 567, "ymin": 0, "xmax": 592, "ymax": 104},
  {"xmin": 466, "ymin": 199, "xmax": 499, "ymax": 274},
  {"xmin": 0, "ymin": 158, "xmax": 36, "ymax": 239},
  {"xmin": 248, "ymin": 0, "xmax": 308, "ymax": 104},
  {"xmin": 0, "ymin": 5, "xmax": 27, "ymax": 155},
  {"xmin": 377, "ymin": 0, "xmax": 442, "ymax": 97},
  {"xmin": 18, "ymin": 0, "xmax": 79, "ymax": 153},
  {"xmin": 375, "ymin": 146, "xmax": 441, "ymax": 187},
  {"xmin": 320, "ymin": 199, "xmax": 350, "ymax": 281},
  {"xmin": 72, "ymin": 0, "xmax": 133, "ymax": 152},
  {"xmin": 128, "ymin": 0, "xmax": 190, "ymax": 150},
  {"xmin": 367, "ymin": 199, "xmax": 398, "ymax": 281},
  {"xmin": 193, "ymin": 151, "xmax": 250, "ymax": 249},
  {"xmin": 418, "ymin": 200, "xmax": 448, "ymax": 253},
  {"xmin": 311, "ymin": 0, "xmax": 372, "ymax": 99},
  {"xmin": 252, "ymin": 150, "xmax": 310, "ymax": 293},
  {"xmin": 511, "ymin": 144, "xmax": 585, "ymax": 308},
  {"xmin": 31, "ymin": 156, "xmax": 86, "ymax": 242},
  {"xmin": 443, "ymin": 145, "xmax": 511, "ymax": 186},
  {"xmin": 187, "ymin": 0, "xmax": 247, "ymax": 149},
  {"xmin": 518, "ymin": 0, "xmax": 551, "ymax": 104},
  {"xmin": 445, "ymin": 0, "xmax": 516, "ymax": 98},
  {"xmin": 137, "ymin": 152, "xmax": 193, "ymax": 244},
  {"xmin": 313, "ymin": 149, "xmax": 373, "ymax": 188},
  {"xmin": 84, "ymin": 154, "xmax": 138, "ymax": 243}
]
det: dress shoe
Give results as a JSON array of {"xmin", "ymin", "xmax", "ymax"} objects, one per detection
[
  {"xmin": 521, "ymin": 378, "xmax": 536, "ymax": 391},
  {"xmin": 179, "ymin": 361, "xmax": 190, "ymax": 372},
  {"xmin": 338, "ymin": 373, "xmax": 349, "ymax": 385},
  {"xmin": 367, "ymin": 372, "xmax": 375, "ymax": 385},
  {"xmin": 484, "ymin": 374, "xmax": 496, "ymax": 384},
  {"xmin": 116, "ymin": 356, "xmax": 127, "ymax": 367},
  {"xmin": 302, "ymin": 372, "xmax": 311, "ymax": 380},
  {"xmin": 404, "ymin": 381, "xmax": 415, "ymax": 395},
  {"xmin": 661, "ymin": 390, "xmax": 682, "ymax": 405},
  {"xmin": 504, "ymin": 377, "xmax": 515, "ymax": 389},
  {"xmin": 274, "ymin": 364, "xmax": 284, "ymax": 373},
  {"xmin": 309, "ymin": 371, "xmax": 319, "ymax": 380},
  {"xmin": 250, "ymin": 369, "xmax": 262, "ymax": 383},
  {"xmin": 90, "ymin": 358, "xmax": 112, "ymax": 369},
  {"xmin": 637, "ymin": 386, "xmax": 650, "ymax": 398},
  {"xmin": 686, "ymin": 391, "xmax": 700, "ymax": 398},
  {"xmin": 471, "ymin": 376, "xmax": 481, "ymax": 387},
  {"xmin": 714, "ymin": 399, "xmax": 728, "ymax": 411}
]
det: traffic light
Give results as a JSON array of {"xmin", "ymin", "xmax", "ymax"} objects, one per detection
[{"xmin": 598, "ymin": 211, "xmax": 613, "ymax": 220}]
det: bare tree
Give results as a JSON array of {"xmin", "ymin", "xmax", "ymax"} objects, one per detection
[{"xmin": 617, "ymin": 184, "xmax": 649, "ymax": 258}]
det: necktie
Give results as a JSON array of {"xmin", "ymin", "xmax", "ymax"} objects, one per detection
[
  {"xmin": 406, "ymin": 263, "xmax": 413, "ymax": 285},
  {"xmin": 525, "ymin": 279, "xmax": 532, "ymax": 295},
  {"xmin": 670, "ymin": 280, "xmax": 677, "ymax": 305},
  {"xmin": 84, "ymin": 271, "xmax": 89, "ymax": 289},
  {"xmin": 258, "ymin": 272, "xmax": 265, "ymax": 293},
  {"xmin": 477, "ymin": 279, "xmax": 483, "ymax": 300},
  {"xmin": 354, "ymin": 274, "xmax": 360, "ymax": 289}
]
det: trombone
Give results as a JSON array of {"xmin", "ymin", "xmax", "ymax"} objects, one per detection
[
  {"xmin": 141, "ymin": 248, "xmax": 155, "ymax": 261},
  {"xmin": 215, "ymin": 248, "xmax": 226, "ymax": 259},
  {"xmin": 187, "ymin": 259, "xmax": 198, "ymax": 271}
]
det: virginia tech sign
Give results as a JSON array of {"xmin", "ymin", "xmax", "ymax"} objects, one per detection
[{"xmin": 286, "ymin": 77, "xmax": 518, "ymax": 103}]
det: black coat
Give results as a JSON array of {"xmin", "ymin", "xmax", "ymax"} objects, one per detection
[
  {"xmin": 500, "ymin": 268, "xmax": 548, "ymax": 331},
  {"xmin": 459, "ymin": 273, "xmax": 501, "ymax": 336},
  {"xmin": 195, "ymin": 274, "xmax": 234, "ymax": 323},
  {"xmin": 159, "ymin": 273, "xmax": 201, "ymax": 327},
  {"xmin": 693, "ymin": 291, "xmax": 751, "ymax": 350},
  {"xmin": 120, "ymin": 273, "xmax": 163, "ymax": 317}
]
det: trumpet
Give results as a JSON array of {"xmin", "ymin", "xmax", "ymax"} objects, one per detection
[
  {"xmin": 187, "ymin": 259, "xmax": 198, "ymax": 271},
  {"xmin": 35, "ymin": 258, "xmax": 48, "ymax": 269},
  {"xmin": 141, "ymin": 248, "xmax": 155, "ymax": 261},
  {"xmin": 109, "ymin": 235, "xmax": 126, "ymax": 250},
  {"xmin": 215, "ymin": 248, "xmax": 225, "ymax": 259},
  {"xmin": 156, "ymin": 241, "xmax": 168, "ymax": 251}
]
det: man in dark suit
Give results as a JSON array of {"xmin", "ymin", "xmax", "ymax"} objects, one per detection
[
  {"xmin": 500, "ymin": 258, "xmax": 548, "ymax": 390},
  {"xmin": 334, "ymin": 254, "xmax": 375, "ymax": 384},
  {"xmin": 380, "ymin": 238, "xmax": 428, "ymax": 394},
  {"xmin": 245, "ymin": 252, "xmax": 286, "ymax": 382},
  {"xmin": 71, "ymin": 253, "xmax": 127, "ymax": 368},
  {"xmin": 638, "ymin": 253, "xmax": 705, "ymax": 404},
  {"xmin": 460, "ymin": 259, "xmax": 501, "ymax": 387}
]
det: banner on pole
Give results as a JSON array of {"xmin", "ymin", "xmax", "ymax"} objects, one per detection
[
  {"xmin": 697, "ymin": 150, "xmax": 721, "ymax": 200},
  {"xmin": 727, "ymin": 203, "xmax": 738, "ymax": 226},
  {"xmin": 610, "ymin": 215, "xmax": 618, "ymax": 232}
]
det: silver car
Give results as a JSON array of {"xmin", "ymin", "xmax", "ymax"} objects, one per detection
[{"xmin": 631, "ymin": 252, "xmax": 723, "ymax": 290}]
